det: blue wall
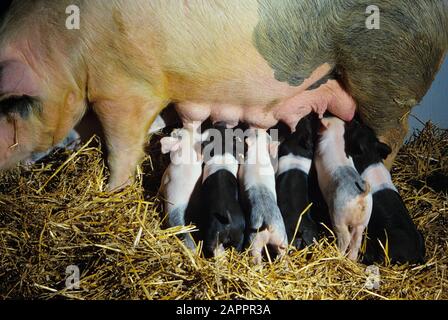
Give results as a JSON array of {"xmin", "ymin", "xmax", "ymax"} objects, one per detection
[{"xmin": 410, "ymin": 56, "xmax": 448, "ymax": 132}]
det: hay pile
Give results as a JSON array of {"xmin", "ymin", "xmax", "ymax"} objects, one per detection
[{"xmin": 0, "ymin": 123, "xmax": 447, "ymax": 300}]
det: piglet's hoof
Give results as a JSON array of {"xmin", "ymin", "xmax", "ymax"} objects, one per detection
[
  {"xmin": 247, "ymin": 225, "xmax": 288, "ymax": 265},
  {"xmin": 106, "ymin": 184, "xmax": 130, "ymax": 193},
  {"xmin": 106, "ymin": 177, "xmax": 133, "ymax": 193}
]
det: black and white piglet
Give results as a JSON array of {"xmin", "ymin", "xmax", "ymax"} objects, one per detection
[
  {"xmin": 199, "ymin": 123, "xmax": 245, "ymax": 258},
  {"xmin": 345, "ymin": 120, "xmax": 425, "ymax": 264},
  {"xmin": 240, "ymin": 128, "xmax": 288, "ymax": 264},
  {"xmin": 275, "ymin": 115, "xmax": 319, "ymax": 249},
  {"xmin": 314, "ymin": 116, "xmax": 372, "ymax": 261}
]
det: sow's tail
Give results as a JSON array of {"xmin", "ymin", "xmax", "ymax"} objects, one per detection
[{"xmin": 335, "ymin": 0, "xmax": 448, "ymax": 135}]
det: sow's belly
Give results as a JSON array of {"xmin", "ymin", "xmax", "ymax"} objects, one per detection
[
  {"xmin": 172, "ymin": 64, "xmax": 356, "ymax": 130},
  {"xmin": 145, "ymin": 1, "xmax": 356, "ymax": 130}
]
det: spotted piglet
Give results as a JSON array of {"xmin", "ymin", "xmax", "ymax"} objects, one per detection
[
  {"xmin": 240, "ymin": 129, "xmax": 287, "ymax": 264},
  {"xmin": 345, "ymin": 120, "xmax": 425, "ymax": 264},
  {"xmin": 159, "ymin": 125, "xmax": 203, "ymax": 249},
  {"xmin": 276, "ymin": 115, "xmax": 319, "ymax": 249},
  {"xmin": 314, "ymin": 116, "xmax": 373, "ymax": 261},
  {"xmin": 199, "ymin": 123, "xmax": 245, "ymax": 257}
]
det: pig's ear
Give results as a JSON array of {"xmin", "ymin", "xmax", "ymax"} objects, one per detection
[
  {"xmin": 0, "ymin": 60, "xmax": 39, "ymax": 97},
  {"xmin": 160, "ymin": 136, "xmax": 181, "ymax": 154},
  {"xmin": 376, "ymin": 141, "xmax": 392, "ymax": 160}
]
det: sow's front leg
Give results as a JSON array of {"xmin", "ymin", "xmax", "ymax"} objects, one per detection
[{"xmin": 93, "ymin": 97, "xmax": 166, "ymax": 191}]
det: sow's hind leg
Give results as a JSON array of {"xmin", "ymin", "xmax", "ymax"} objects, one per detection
[{"xmin": 335, "ymin": 1, "xmax": 447, "ymax": 169}]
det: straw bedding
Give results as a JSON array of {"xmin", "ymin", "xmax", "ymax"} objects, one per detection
[{"xmin": 0, "ymin": 122, "xmax": 447, "ymax": 300}]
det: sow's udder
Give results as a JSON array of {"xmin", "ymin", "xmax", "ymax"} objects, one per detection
[{"xmin": 176, "ymin": 79, "xmax": 356, "ymax": 130}]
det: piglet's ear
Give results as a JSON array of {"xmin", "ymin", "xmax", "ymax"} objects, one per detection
[
  {"xmin": 160, "ymin": 136, "xmax": 181, "ymax": 154},
  {"xmin": 376, "ymin": 141, "xmax": 392, "ymax": 160},
  {"xmin": 0, "ymin": 60, "xmax": 40, "ymax": 97}
]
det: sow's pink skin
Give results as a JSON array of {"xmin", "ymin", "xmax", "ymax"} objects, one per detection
[{"xmin": 314, "ymin": 117, "xmax": 373, "ymax": 261}]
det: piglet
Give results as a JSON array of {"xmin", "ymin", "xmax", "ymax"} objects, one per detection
[
  {"xmin": 240, "ymin": 128, "xmax": 287, "ymax": 264},
  {"xmin": 314, "ymin": 116, "xmax": 372, "ymax": 261},
  {"xmin": 345, "ymin": 120, "xmax": 425, "ymax": 264},
  {"xmin": 199, "ymin": 123, "xmax": 245, "ymax": 257},
  {"xmin": 159, "ymin": 125, "xmax": 203, "ymax": 249},
  {"xmin": 276, "ymin": 115, "xmax": 319, "ymax": 249}
]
